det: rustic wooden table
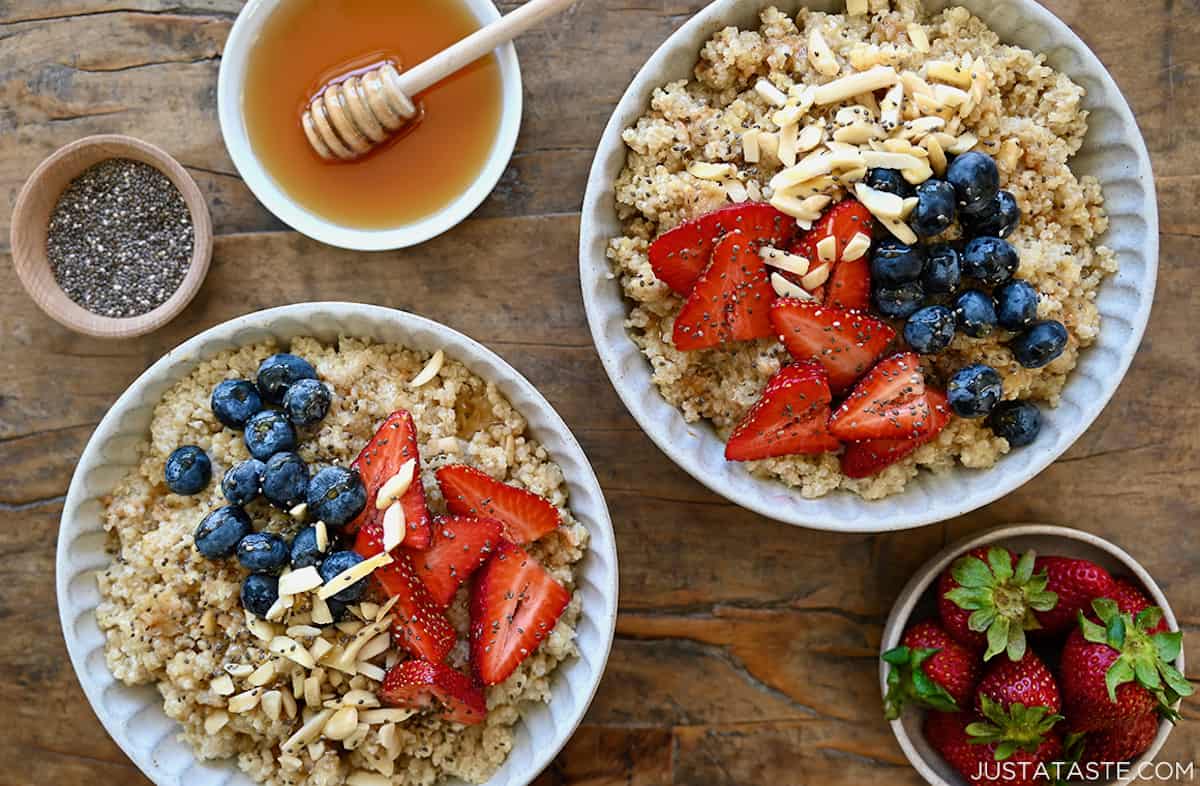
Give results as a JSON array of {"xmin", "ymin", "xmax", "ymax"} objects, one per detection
[{"xmin": 1, "ymin": 1, "xmax": 1196, "ymax": 784}]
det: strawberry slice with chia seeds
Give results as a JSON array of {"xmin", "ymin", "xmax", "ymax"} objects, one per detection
[
  {"xmin": 436, "ymin": 464, "xmax": 562, "ymax": 545},
  {"xmin": 408, "ymin": 515, "xmax": 505, "ymax": 607},
  {"xmin": 648, "ymin": 202, "xmax": 796, "ymax": 295},
  {"xmin": 347, "ymin": 410, "xmax": 432, "ymax": 549},
  {"xmin": 356, "ymin": 531, "xmax": 456, "ymax": 662},
  {"xmin": 672, "ymin": 230, "xmax": 776, "ymax": 350},
  {"xmin": 724, "ymin": 362, "xmax": 841, "ymax": 461},
  {"xmin": 840, "ymin": 389, "xmax": 951, "ymax": 478},
  {"xmin": 828, "ymin": 352, "xmax": 934, "ymax": 441},
  {"xmin": 769, "ymin": 299, "xmax": 895, "ymax": 394},
  {"xmin": 379, "ymin": 660, "xmax": 486, "ymax": 725}
]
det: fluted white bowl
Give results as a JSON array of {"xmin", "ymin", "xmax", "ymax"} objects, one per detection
[
  {"xmin": 579, "ymin": 0, "xmax": 1157, "ymax": 532},
  {"xmin": 56, "ymin": 303, "xmax": 618, "ymax": 786}
]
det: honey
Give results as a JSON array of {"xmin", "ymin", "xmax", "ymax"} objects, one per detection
[{"xmin": 243, "ymin": 0, "xmax": 504, "ymax": 229}]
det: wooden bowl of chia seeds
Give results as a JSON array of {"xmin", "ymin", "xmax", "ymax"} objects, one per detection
[{"xmin": 10, "ymin": 134, "xmax": 213, "ymax": 339}]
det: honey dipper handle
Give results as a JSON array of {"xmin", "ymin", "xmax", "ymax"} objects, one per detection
[{"xmin": 395, "ymin": 0, "xmax": 575, "ymax": 96}]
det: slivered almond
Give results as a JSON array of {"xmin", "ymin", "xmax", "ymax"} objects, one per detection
[
  {"xmin": 409, "ymin": 350, "xmax": 444, "ymax": 388},
  {"xmin": 900, "ymin": 196, "xmax": 919, "ymax": 220},
  {"xmin": 771, "ymin": 272, "xmax": 814, "ymax": 300},
  {"xmin": 360, "ymin": 601, "xmax": 380, "ymax": 620},
  {"xmin": 947, "ymin": 132, "xmax": 979, "ymax": 155},
  {"xmin": 816, "ymin": 236, "xmax": 837, "ymax": 264},
  {"xmin": 309, "ymin": 637, "xmax": 334, "ymax": 663},
  {"xmin": 923, "ymin": 135, "xmax": 948, "ymax": 176},
  {"xmin": 317, "ymin": 551, "xmax": 393, "ymax": 601},
  {"xmin": 315, "ymin": 521, "xmax": 328, "ymax": 553},
  {"xmin": 687, "ymin": 162, "xmax": 735, "ymax": 181},
  {"xmin": 374, "ymin": 459, "xmax": 416, "ymax": 510},
  {"xmin": 344, "ymin": 723, "xmax": 371, "ymax": 751},
  {"xmin": 248, "ymin": 661, "xmax": 276, "ymax": 687},
  {"xmin": 379, "ymin": 722, "xmax": 400, "ymax": 758},
  {"xmin": 933, "ymin": 84, "xmax": 969, "ymax": 107},
  {"xmin": 339, "ymin": 689, "xmax": 380, "ymax": 708},
  {"xmin": 381, "ymin": 501, "xmax": 406, "ymax": 551},
  {"xmin": 787, "ymin": 175, "xmax": 838, "ymax": 197},
  {"xmin": 279, "ymin": 565, "xmax": 323, "ymax": 596},
  {"xmin": 270, "ymin": 636, "xmax": 316, "ymax": 669},
  {"xmin": 332, "ymin": 616, "xmax": 394, "ymax": 671},
  {"xmin": 292, "ymin": 670, "xmax": 305, "ymax": 700},
  {"xmin": 772, "ymin": 103, "xmax": 806, "ymax": 128},
  {"xmin": 246, "ymin": 613, "xmax": 277, "ymax": 642},
  {"xmin": 742, "ymin": 130, "xmax": 761, "ymax": 163},
  {"xmin": 281, "ymin": 709, "xmax": 333, "ymax": 755},
  {"xmin": 903, "ymin": 117, "xmax": 946, "ymax": 138},
  {"xmin": 725, "ymin": 178, "xmax": 749, "ymax": 203},
  {"xmin": 286, "ymin": 625, "xmax": 322, "ymax": 639},
  {"xmin": 801, "ymin": 264, "xmax": 831, "ymax": 290},
  {"xmin": 228, "ymin": 689, "xmax": 261, "ymax": 713},
  {"xmin": 289, "ymin": 502, "xmax": 308, "ymax": 521},
  {"xmin": 900, "ymin": 70, "xmax": 934, "ymax": 97},
  {"xmin": 842, "ymin": 232, "xmax": 871, "ymax": 262},
  {"xmin": 356, "ymin": 662, "xmax": 386, "ymax": 682},
  {"xmin": 281, "ymin": 688, "xmax": 298, "ymax": 719},
  {"xmin": 307, "ymin": 740, "xmax": 326, "ymax": 761},
  {"xmin": 375, "ymin": 595, "xmax": 400, "ymax": 621},
  {"xmin": 854, "ymin": 183, "xmax": 905, "ymax": 220},
  {"xmin": 760, "ymin": 246, "xmax": 810, "ymax": 277},
  {"xmin": 262, "ymin": 690, "xmax": 283, "ymax": 721},
  {"xmin": 926, "ymin": 60, "xmax": 972, "ymax": 88},
  {"xmin": 813, "ymin": 66, "xmax": 898, "ymax": 105},
  {"xmin": 833, "ymin": 122, "xmax": 882, "ymax": 145},
  {"xmin": 360, "ymin": 708, "xmax": 417, "ymax": 725},
  {"xmin": 907, "ymin": 23, "xmax": 930, "ymax": 52},
  {"xmin": 769, "ymin": 192, "xmax": 824, "ymax": 225},
  {"xmin": 879, "ymin": 215, "xmax": 919, "ymax": 244},
  {"xmin": 280, "ymin": 754, "xmax": 304, "ymax": 772},
  {"xmin": 205, "ymin": 710, "xmax": 229, "ymax": 734},
  {"xmin": 225, "ymin": 663, "xmax": 255, "ymax": 679},
  {"xmin": 777, "ymin": 123, "xmax": 799, "ymax": 168},
  {"xmin": 264, "ymin": 595, "xmax": 291, "ymax": 623},
  {"xmin": 305, "ymin": 674, "xmax": 322, "ymax": 707},
  {"xmin": 323, "ymin": 707, "xmax": 359, "ymax": 740},
  {"xmin": 901, "ymin": 157, "xmax": 934, "ymax": 185},
  {"xmin": 837, "ymin": 166, "xmax": 868, "ymax": 184},
  {"xmin": 357, "ymin": 632, "xmax": 391, "ymax": 663},
  {"xmin": 880, "ymin": 81, "xmax": 904, "ymax": 128},
  {"xmin": 755, "ymin": 78, "xmax": 788, "ymax": 107},
  {"xmin": 795, "ymin": 124, "xmax": 824, "ymax": 154},
  {"xmin": 211, "ymin": 675, "xmax": 235, "ymax": 696},
  {"xmin": 860, "ymin": 150, "xmax": 924, "ymax": 171},
  {"xmin": 808, "ymin": 28, "xmax": 840, "ymax": 76},
  {"xmin": 311, "ymin": 595, "xmax": 334, "ymax": 625}
]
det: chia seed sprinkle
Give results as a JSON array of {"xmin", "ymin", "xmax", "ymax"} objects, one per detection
[{"xmin": 47, "ymin": 158, "xmax": 194, "ymax": 318}]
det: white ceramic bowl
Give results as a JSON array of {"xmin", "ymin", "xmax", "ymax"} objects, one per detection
[
  {"xmin": 56, "ymin": 302, "xmax": 618, "ymax": 786},
  {"xmin": 217, "ymin": 0, "xmax": 522, "ymax": 251},
  {"xmin": 579, "ymin": 0, "xmax": 1158, "ymax": 532},
  {"xmin": 880, "ymin": 524, "xmax": 1183, "ymax": 786}
]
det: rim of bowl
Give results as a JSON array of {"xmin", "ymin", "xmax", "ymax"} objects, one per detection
[
  {"xmin": 55, "ymin": 302, "xmax": 618, "ymax": 786},
  {"xmin": 577, "ymin": 0, "xmax": 1159, "ymax": 532},
  {"xmin": 879, "ymin": 523, "xmax": 1183, "ymax": 786},
  {"xmin": 217, "ymin": 0, "xmax": 522, "ymax": 251},
  {"xmin": 10, "ymin": 134, "xmax": 213, "ymax": 339}
]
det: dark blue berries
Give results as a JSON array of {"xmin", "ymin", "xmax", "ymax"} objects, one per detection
[
  {"xmin": 904, "ymin": 306, "xmax": 956, "ymax": 355},
  {"xmin": 195, "ymin": 506, "xmax": 253, "ymax": 560},
  {"xmin": 319, "ymin": 550, "xmax": 367, "ymax": 603},
  {"xmin": 241, "ymin": 573, "xmax": 279, "ymax": 617},
  {"xmin": 256, "ymin": 353, "xmax": 317, "ymax": 405},
  {"xmin": 954, "ymin": 290, "xmax": 999, "ymax": 338},
  {"xmin": 211, "ymin": 379, "xmax": 263, "ymax": 430},
  {"xmin": 283, "ymin": 378, "xmax": 331, "ymax": 427},
  {"xmin": 244, "ymin": 409, "xmax": 297, "ymax": 460},
  {"xmin": 947, "ymin": 364, "xmax": 1004, "ymax": 418},
  {"xmin": 306, "ymin": 466, "xmax": 367, "ymax": 528},
  {"xmin": 994, "ymin": 280, "xmax": 1040, "ymax": 331},
  {"xmin": 910, "ymin": 179, "xmax": 957, "ymax": 237},
  {"xmin": 962, "ymin": 237, "xmax": 1019, "ymax": 287},
  {"xmin": 865, "ymin": 168, "xmax": 914, "ymax": 199},
  {"xmin": 222, "ymin": 459, "xmax": 265, "ymax": 506},
  {"xmin": 871, "ymin": 240, "xmax": 925, "ymax": 287},
  {"xmin": 963, "ymin": 190, "xmax": 1020, "ymax": 239},
  {"xmin": 921, "ymin": 244, "xmax": 962, "ymax": 294},
  {"xmin": 261, "ymin": 452, "xmax": 310, "ymax": 510},
  {"xmin": 164, "ymin": 445, "xmax": 211, "ymax": 495},
  {"xmin": 987, "ymin": 400, "xmax": 1042, "ymax": 447},
  {"xmin": 1011, "ymin": 320, "xmax": 1069, "ymax": 369},
  {"xmin": 946, "ymin": 151, "xmax": 999, "ymax": 213},
  {"xmin": 873, "ymin": 281, "xmax": 926, "ymax": 319},
  {"xmin": 237, "ymin": 532, "xmax": 290, "ymax": 573},
  {"xmin": 290, "ymin": 526, "xmax": 324, "ymax": 570}
]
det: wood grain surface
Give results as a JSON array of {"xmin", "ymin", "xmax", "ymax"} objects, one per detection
[{"xmin": 1, "ymin": 1, "xmax": 1196, "ymax": 784}]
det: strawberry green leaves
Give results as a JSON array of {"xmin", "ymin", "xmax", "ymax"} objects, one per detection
[
  {"xmin": 1078, "ymin": 598, "xmax": 1193, "ymax": 720},
  {"xmin": 944, "ymin": 547, "xmax": 1058, "ymax": 662},
  {"xmin": 966, "ymin": 695, "xmax": 1063, "ymax": 761},
  {"xmin": 882, "ymin": 645, "xmax": 961, "ymax": 720}
]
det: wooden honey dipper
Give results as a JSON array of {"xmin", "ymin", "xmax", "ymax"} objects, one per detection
[{"xmin": 302, "ymin": 0, "xmax": 574, "ymax": 160}]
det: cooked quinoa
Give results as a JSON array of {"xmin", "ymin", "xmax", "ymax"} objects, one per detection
[
  {"xmin": 96, "ymin": 336, "xmax": 588, "ymax": 786},
  {"xmin": 606, "ymin": 0, "xmax": 1117, "ymax": 499}
]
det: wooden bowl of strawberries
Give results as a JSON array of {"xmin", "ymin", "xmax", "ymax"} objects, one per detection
[{"xmin": 880, "ymin": 524, "xmax": 1190, "ymax": 786}]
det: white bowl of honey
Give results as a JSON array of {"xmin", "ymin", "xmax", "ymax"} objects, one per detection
[{"xmin": 218, "ymin": 0, "xmax": 521, "ymax": 250}]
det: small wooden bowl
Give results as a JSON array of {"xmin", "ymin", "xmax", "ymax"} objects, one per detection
[{"xmin": 10, "ymin": 135, "xmax": 213, "ymax": 339}]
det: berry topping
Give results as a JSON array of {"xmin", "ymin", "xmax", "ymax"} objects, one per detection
[
  {"xmin": 947, "ymin": 364, "xmax": 1003, "ymax": 418},
  {"xmin": 211, "ymin": 379, "xmax": 264, "ymax": 430},
  {"xmin": 1010, "ymin": 320, "xmax": 1068, "ymax": 369},
  {"xmin": 256, "ymin": 353, "xmax": 317, "ymax": 405},
  {"xmin": 829, "ymin": 352, "xmax": 934, "ymax": 441},
  {"xmin": 769, "ymin": 300, "xmax": 896, "ymax": 393},
  {"xmin": 962, "ymin": 236, "xmax": 1019, "ymax": 287},
  {"xmin": 724, "ymin": 362, "xmax": 841, "ymax": 461},
  {"xmin": 672, "ymin": 230, "xmax": 775, "ymax": 350},
  {"xmin": 164, "ymin": 445, "xmax": 211, "ymax": 495},
  {"xmin": 904, "ymin": 305, "xmax": 956, "ymax": 355},
  {"xmin": 987, "ymin": 400, "xmax": 1041, "ymax": 447},
  {"xmin": 910, "ymin": 179, "xmax": 957, "ymax": 237},
  {"xmin": 436, "ymin": 464, "xmax": 562, "ymax": 544},
  {"xmin": 954, "ymin": 289, "xmax": 998, "ymax": 338}
]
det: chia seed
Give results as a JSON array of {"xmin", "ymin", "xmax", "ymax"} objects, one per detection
[{"xmin": 47, "ymin": 158, "xmax": 194, "ymax": 318}]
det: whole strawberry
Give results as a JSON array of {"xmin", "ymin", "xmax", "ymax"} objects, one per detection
[
  {"xmin": 1060, "ymin": 599, "xmax": 1192, "ymax": 732},
  {"xmin": 976, "ymin": 652, "xmax": 1061, "ymax": 716},
  {"xmin": 938, "ymin": 547, "xmax": 1058, "ymax": 661},
  {"xmin": 883, "ymin": 620, "xmax": 982, "ymax": 719},
  {"xmin": 1032, "ymin": 556, "xmax": 1115, "ymax": 635},
  {"xmin": 1078, "ymin": 712, "xmax": 1159, "ymax": 765},
  {"xmin": 925, "ymin": 710, "xmax": 1063, "ymax": 786},
  {"xmin": 1106, "ymin": 578, "xmax": 1169, "ymax": 634},
  {"xmin": 966, "ymin": 652, "xmax": 1063, "ymax": 770}
]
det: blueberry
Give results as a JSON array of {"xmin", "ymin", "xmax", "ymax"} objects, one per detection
[
  {"xmin": 283, "ymin": 378, "xmax": 332, "ymax": 427},
  {"xmin": 307, "ymin": 466, "xmax": 367, "ymax": 528},
  {"xmin": 241, "ymin": 573, "xmax": 279, "ymax": 618},
  {"xmin": 256, "ymin": 353, "xmax": 318, "ymax": 405},
  {"xmin": 954, "ymin": 290, "xmax": 999, "ymax": 338},
  {"xmin": 947, "ymin": 364, "xmax": 1004, "ymax": 418},
  {"xmin": 909, "ymin": 179, "xmax": 957, "ymax": 237},
  {"xmin": 1011, "ymin": 320, "xmax": 1069, "ymax": 369},
  {"xmin": 921, "ymin": 244, "xmax": 962, "ymax": 294},
  {"xmin": 262, "ymin": 452, "xmax": 310, "ymax": 510},
  {"xmin": 290, "ymin": 526, "xmax": 324, "ymax": 569},
  {"xmin": 904, "ymin": 306, "xmax": 956, "ymax": 355},
  {"xmin": 244, "ymin": 410, "xmax": 297, "ymax": 461},
  {"xmin": 870, "ymin": 239, "xmax": 925, "ymax": 287},
  {"xmin": 164, "ymin": 445, "xmax": 212, "ymax": 495},
  {"xmin": 221, "ymin": 459, "xmax": 264, "ymax": 506},
  {"xmin": 865, "ymin": 168, "xmax": 914, "ymax": 199},
  {"xmin": 237, "ymin": 532, "xmax": 290, "ymax": 572},
  {"xmin": 211, "ymin": 379, "xmax": 263, "ymax": 430},
  {"xmin": 963, "ymin": 190, "xmax": 1020, "ymax": 239},
  {"xmin": 319, "ymin": 550, "xmax": 367, "ymax": 603},
  {"xmin": 987, "ymin": 400, "xmax": 1042, "ymax": 447},
  {"xmin": 194, "ymin": 506, "xmax": 253, "ymax": 560},
  {"xmin": 994, "ymin": 279, "xmax": 1040, "ymax": 331},
  {"xmin": 873, "ymin": 281, "xmax": 926, "ymax": 319},
  {"xmin": 946, "ymin": 151, "xmax": 1000, "ymax": 213},
  {"xmin": 962, "ymin": 237, "xmax": 1019, "ymax": 287}
]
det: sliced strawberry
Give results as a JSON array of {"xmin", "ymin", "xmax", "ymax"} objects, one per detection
[
  {"xmin": 825, "ymin": 255, "xmax": 871, "ymax": 311},
  {"xmin": 783, "ymin": 232, "xmax": 825, "ymax": 301},
  {"xmin": 355, "ymin": 536, "xmax": 456, "ymax": 662},
  {"xmin": 809, "ymin": 198, "xmax": 874, "ymax": 253},
  {"xmin": 379, "ymin": 660, "xmax": 486, "ymax": 726},
  {"xmin": 828, "ymin": 352, "xmax": 934, "ymax": 441},
  {"xmin": 841, "ymin": 389, "xmax": 951, "ymax": 478},
  {"xmin": 348, "ymin": 410, "xmax": 432, "ymax": 549},
  {"xmin": 792, "ymin": 199, "xmax": 874, "ymax": 309},
  {"xmin": 769, "ymin": 299, "xmax": 896, "ymax": 393},
  {"xmin": 407, "ymin": 516, "xmax": 504, "ymax": 607},
  {"xmin": 469, "ymin": 540, "xmax": 570, "ymax": 686},
  {"xmin": 436, "ymin": 464, "xmax": 562, "ymax": 544},
  {"xmin": 648, "ymin": 203, "xmax": 796, "ymax": 295},
  {"xmin": 673, "ymin": 231, "xmax": 776, "ymax": 350},
  {"xmin": 725, "ymin": 362, "xmax": 841, "ymax": 461}
]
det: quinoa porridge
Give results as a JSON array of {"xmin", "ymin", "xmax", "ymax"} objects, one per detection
[
  {"xmin": 607, "ymin": 0, "xmax": 1116, "ymax": 499},
  {"xmin": 96, "ymin": 336, "xmax": 589, "ymax": 786}
]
